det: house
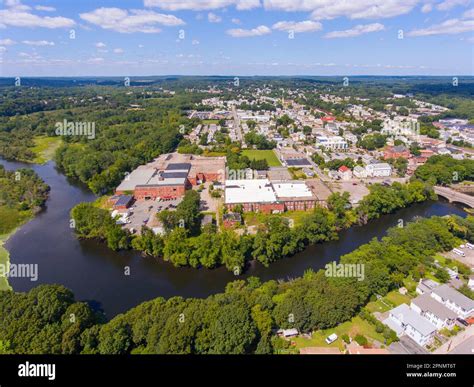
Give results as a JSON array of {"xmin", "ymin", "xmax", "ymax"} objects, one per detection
[
  {"xmin": 416, "ymin": 278, "xmax": 440, "ymax": 295},
  {"xmin": 109, "ymin": 195, "xmax": 133, "ymax": 211},
  {"xmin": 468, "ymin": 275, "xmax": 474, "ymax": 291},
  {"xmin": 383, "ymin": 304, "xmax": 436, "ymax": 347},
  {"xmin": 278, "ymin": 328, "xmax": 299, "ymax": 338},
  {"xmin": 384, "ymin": 145, "xmax": 411, "ymax": 160},
  {"xmin": 365, "ymin": 162, "xmax": 392, "ymax": 177},
  {"xmin": 338, "ymin": 165, "xmax": 352, "ymax": 181},
  {"xmin": 430, "ymin": 284, "xmax": 474, "ymax": 319},
  {"xmin": 411, "ymin": 293, "xmax": 457, "ymax": 330},
  {"xmin": 353, "ymin": 165, "xmax": 367, "ymax": 178}
]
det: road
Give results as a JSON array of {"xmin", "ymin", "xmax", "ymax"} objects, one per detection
[{"xmin": 232, "ymin": 105, "xmax": 243, "ymax": 143}]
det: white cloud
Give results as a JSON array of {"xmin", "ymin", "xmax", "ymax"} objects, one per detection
[
  {"xmin": 463, "ymin": 9, "xmax": 474, "ymax": 18},
  {"xmin": 227, "ymin": 25, "xmax": 271, "ymax": 37},
  {"xmin": 232, "ymin": 18, "xmax": 242, "ymax": 24},
  {"xmin": 421, "ymin": 3, "xmax": 433, "ymax": 13},
  {"xmin": 0, "ymin": 38, "xmax": 16, "ymax": 45},
  {"xmin": 95, "ymin": 42, "xmax": 107, "ymax": 48},
  {"xmin": 113, "ymin": 48, "xmax": 124, "ymax": 54},
  {"xmin": 324, "ymin": 23, "xmax": 385, "ymax": 38},
  {"xmin": 22, "ymin": 40, "xmax": 55, "ymax": 46},
  {"xmin": 144, "ymin": 0, "xmax": 261, "ymax": 11},
  {"xmin": 208, "ymin": 12, "xmax": 222, "ymax": 23},
  {"xmin": 0, "ymin": 6, "xmax": 75, "ymax": 29},
  {"xmin": 79, "ymin": 8, "xmax": 185, "ymax": 33},
  {"xmin": 264, "ymin": 0, "xmax": 420, "ymax": 20},
  {"xmin": 192, "ymin": 39, "xmax": 200, "ymax": 45},
  {"xmin": 4, "ymin": 0, "xmax": 31, "ymax": 11},
  {"xmin": 272, "ymin": 20, "xmax": 322, "ymax": 33},
  {"xmin": 35, "ymin": 5, "xmax": 56, "ymax": 12},
  {"xmin": 85, "ymin": 57, "xmax": 105, "ymax": 64},
  {"xmin": 436, "ymin": 0, "xmax": 470, "ymax": 11},
  {"xmin": 408, "ymin": 18, "xmax": 474, "ymax": 36}
]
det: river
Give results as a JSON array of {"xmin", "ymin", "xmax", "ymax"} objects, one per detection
[{"xmin": 0, "ymin": 158, "xmax": 467, "ymax": 318}]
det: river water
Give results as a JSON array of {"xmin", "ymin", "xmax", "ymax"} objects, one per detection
[{"xmin": 0, "ymin": 158, "xmax": 466, "ymax": 318}]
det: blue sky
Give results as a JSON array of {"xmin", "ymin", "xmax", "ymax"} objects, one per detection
[{"xmin": 0, "ymin": 0, "xmax": 473, "ymax": 76}]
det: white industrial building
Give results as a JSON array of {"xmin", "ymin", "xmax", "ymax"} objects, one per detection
[
  {"xmin": 365, "ymin": 162, "xmax": 392, "ymax": 177},
  {"xmin": 315, "ymin": 135, "xmax": 348, "ymax": 151}
]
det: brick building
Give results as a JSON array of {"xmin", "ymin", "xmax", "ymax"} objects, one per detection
[
  {"xmin": 224, "ymin": 179, "xmax": 318, "ymax": 214},
  {"xmin": 115, "ymin": 153, "xmax": 225, "ymax": 200}
]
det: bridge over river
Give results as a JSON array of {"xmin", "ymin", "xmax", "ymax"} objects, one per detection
[{"xmin": 434, "ymin": 186, "xmax": 474, "ymax": 208}]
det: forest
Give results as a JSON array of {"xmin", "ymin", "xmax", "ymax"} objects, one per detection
[
  {"xmin": 0, "ymin": 165, "xmax": 50, "ymax": 235},
  {"xmin": 414, "ymin": 155, "xmax": 474, "ymax": 185},
  {"xmin": 1, "ymin": 214, "xmax": 472, "ymax": 354}
]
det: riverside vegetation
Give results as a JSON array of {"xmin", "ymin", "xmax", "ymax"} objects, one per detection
[{"xmin": 0, "ymin": 214, "xmax": 473, "ymax": 354}]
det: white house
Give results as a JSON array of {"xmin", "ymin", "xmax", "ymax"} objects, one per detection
[
  {"xmin": 469, "ymin": 275, "xmax": 474, "ymax": 291},
  {"xmin": 353, "ymin": 165, "xmax": 367, "ymax": 178},
  {"xmin": 416, "ymin": 278, "xmax": 440, "ymax": 295},
  {"xmin": 383, "ymin": 304, "xmax": 436, "ymax": 347},
  {"xmin": 365, "ymin": 162, "xmax": 392, "ymax": 177},
  {"xmin": 431, "ymin": 284, "xmax": 474, "ymax": 319},
  {"xmin": 411, "ymin": 293, "xmax": 457, "ymax": 330}
]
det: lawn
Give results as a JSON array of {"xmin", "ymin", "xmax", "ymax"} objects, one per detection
[
  {"xmin": 243, "ymin": 210, "xmax": 309, "ymax": 228},
  {"xmin": 365, "ymin": 290, "xmax": 412, "ymax": 313},
  {"xmin": 202, "ymin": 119, "xmax": 219, "ymax": 125},
  {"xmin": 293, "ymin": 316, "xmax": 386, "ymax": 351},
  {"xmin": 0, "ymin": 206, "xmax": 35, "ymax": 291},
  {"xmin": 241, "ymin": 149, "xmax": 282, "ymax": 167},
  {"xmin": 0, "ymin": 232, "xmax": 15, "ymax": 292},
  {"xmin": 31, "ymin": 136, "xmax": 62, "ymax": 164},
  {"xmin": 288, "ymin": 167, "xmax": 307, "ymax": 180}
]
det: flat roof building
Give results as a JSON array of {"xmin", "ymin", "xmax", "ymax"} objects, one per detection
[{"xmin": 224, "ymin": 179, "xmax": 318, "ymax": 213}]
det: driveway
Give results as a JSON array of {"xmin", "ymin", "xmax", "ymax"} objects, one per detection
[{"xmin": 388, "ymin": 336, "xmax": 429, "ymax": 354}]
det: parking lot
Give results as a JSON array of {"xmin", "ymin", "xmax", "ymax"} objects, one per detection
[{"xmin": 123, "ymin": 197, "xmax": 182, "ymax": 233}]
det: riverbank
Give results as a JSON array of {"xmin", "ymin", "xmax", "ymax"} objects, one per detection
[
  {"xmin": 1, "ymin": 157, "xmax": 467, "ymax": 317},
  {"xmin": 0, "ymin": 230, "xmax": 16, "ymax": 291},
  {"xmin": 0, "ymin": 208, "xmax": 38, "ymax": 291}
]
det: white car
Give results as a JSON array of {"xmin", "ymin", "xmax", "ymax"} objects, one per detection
[{"xmin": 325, "ymin": 333, "xmax": 338, "ymax": 345}]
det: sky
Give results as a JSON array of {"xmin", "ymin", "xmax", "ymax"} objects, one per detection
[{"xmin": 0, "ymin": 0, "xmax": 473, "ymax": 77}]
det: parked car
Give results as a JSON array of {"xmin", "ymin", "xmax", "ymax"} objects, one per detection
[
  {"xmin": 456, "ymin": 318, "xmax": 469, "ymax": 327},
  {"xmin": 325, "ymin": 333, "xmax": 338, "ymax": 344}
]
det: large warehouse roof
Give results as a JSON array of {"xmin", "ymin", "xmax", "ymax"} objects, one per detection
[{"xmin": 225, "ymin": 179, "xmax": 277, "ymax": 204}]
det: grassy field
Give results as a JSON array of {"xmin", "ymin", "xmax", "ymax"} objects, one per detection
[
  {"xmin": 0, "ymin": 231, "xmax": 15, "ymax": 291},
  {"xmin": 241, "ymin": 149, "xmax": 282, "ymax": 167},
  {"xmin": 365, "ymin": 290, "xmax": 412, "ymax": 313},
  {"xmin": 243, "ymin": 210, "xmax": 310, "ymax": 227},
  {"xmin": 288, "ymin": 167, "xmax": 307, "ymax": 180},
  {"xmin": 0, "ymin": 206, "xmax": 34, "ymax": 291},
  {"xmin": 293, "ymin": 316, "xmax": 386, "ymax": 351},
  {"xmin": 202, "ymin": 119, "xmax": 219, "ymax": 125},
  {"xmin": 31, "ymin": 136, "xmax": 62, "ymax": 164}
]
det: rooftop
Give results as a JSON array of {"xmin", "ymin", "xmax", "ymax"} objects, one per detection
[
  {"xmin": 389, "ymin": 303, "xmax": 437, "ymax": 336},
  {"xmin": 432, "ymin": 284, "xmax": 474, "ymax": 311},
  {"xmin": 272, "ymin": 181, "xmax": 315, "ymax": 199},
  {"xmin": 411, "ymin": 293, "xmax": 457, "ymax": 320},
  {"xmin": 225, "ymin": 179, "xmax": 277, "ymax": 204}
]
